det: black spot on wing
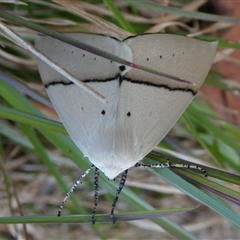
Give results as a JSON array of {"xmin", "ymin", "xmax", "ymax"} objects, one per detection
[{"xmin": 119, "ymin": 65, "xmax": 126, "ymax": 71}]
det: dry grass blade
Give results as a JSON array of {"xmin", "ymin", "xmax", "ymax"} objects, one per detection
[
  {"xmin": 146, "ymin": 0, "xmax": 207, "ymax": 33},
  {"xmin": 187, "ymin": 22, "xmax": 234, "ymax": 37},
  {"xmin": 0, "ymin": 20, "xmax": 106, "ymax": 103},
  {"xmin": 53, "ymin": 0, "xmax": 131, "ymax": 38}
]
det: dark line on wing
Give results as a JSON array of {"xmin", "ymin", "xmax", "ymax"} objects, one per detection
[
  {"xmin": 44, "ymin": 76, "xmax": 119, "ymax": 88},
  {"xmin": 44, "ymin": 75, "xmax": 196, "ymax": 95},
  {"xmin": 83, "ymin": 76, "xmax": 120, "ymax": 83},
  {"xmin": 44, "ymin": 81, "xmax": 74, "ymax": 88},
  {"xmin": 123, "ymin": 77, "xmax": 196, "ymax": 95}
]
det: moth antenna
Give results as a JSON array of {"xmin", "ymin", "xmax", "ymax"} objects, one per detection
[
  {"xmin": 57, "ymin": 164, "xmax": 94, "ymax": 216},
  {"xmin": 111, "ymin": 169, "xmax": 128, "ymax": 223},
  {"xmin": 135, "ymin": 162, "xmax": 208, "ymax": 177},
  {"xmin": 92, "ymin": 167, "xmax": 100, "ymax": 224}
]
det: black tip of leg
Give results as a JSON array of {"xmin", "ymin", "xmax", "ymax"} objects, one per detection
[
  {"xmin": 91, "ymin": 167, "xmax": 99, "ymax": 225},
  {"xmin": 111, "ymin": 213, "xmax": 115, "ymax": 224},
  {"xmin": 92, "ymin": 215, "xmax": 95, "ymax": 225}
]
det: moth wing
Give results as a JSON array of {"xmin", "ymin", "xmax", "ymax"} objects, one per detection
[
  {"xmin": 35, "ymin": 33, "xmax": 131, "ymax": 160},
  {"xmin": 114, "ymin": 34, "xmax": 217, "ymax": 161}
]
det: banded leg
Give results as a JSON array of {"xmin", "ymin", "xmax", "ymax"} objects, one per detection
[
  {"xmin": 58, "ymin": 164, "xmax": 94, "ymax": 216},
  {"xmin": 169, "ymin": 162, "xmax": 207, "ymax": 177},
  {"xmin": 135, "ymin": 161, "xmax": 207, "ymax": 177},
  {"xmin": 92, "ymin": 167, "xmax": 100, "ymax": 224},
  {"xmin": 111, "ymin": 169, "xmax": 128, "ymax": 223}
]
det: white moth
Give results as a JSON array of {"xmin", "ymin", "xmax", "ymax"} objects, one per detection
[{"xmin": 35, "ymin": 33, "xmax": 217, "ymax": 221}]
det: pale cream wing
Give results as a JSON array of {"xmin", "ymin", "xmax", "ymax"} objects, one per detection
[
  {"xmin": 35, "ymin": 33, "xmax": 131, "ymax": 165},
  {"xmin": 114, "ymin": 34, "xmax": 217, "ymax": 163}
]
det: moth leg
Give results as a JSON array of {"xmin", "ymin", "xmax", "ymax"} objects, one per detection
[
  {"xmin": 135, "ymin": 162, "xmax": 207, "ymax": 177},
  {"xmin": 58, "ymin": 164, "xmax": 94, "ymax": 216},
  {"xmin": 92, "ymin": 166, "xmax": 100, "ymax": 224},
  {"xmin": 111, "ymin": 169, "xmax": 128, "ymax": 223}
]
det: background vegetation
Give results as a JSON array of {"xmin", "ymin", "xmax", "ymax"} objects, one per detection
[{"xmin": 0, "ymin": 0, "xmax": 240, "ymax": 239}]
